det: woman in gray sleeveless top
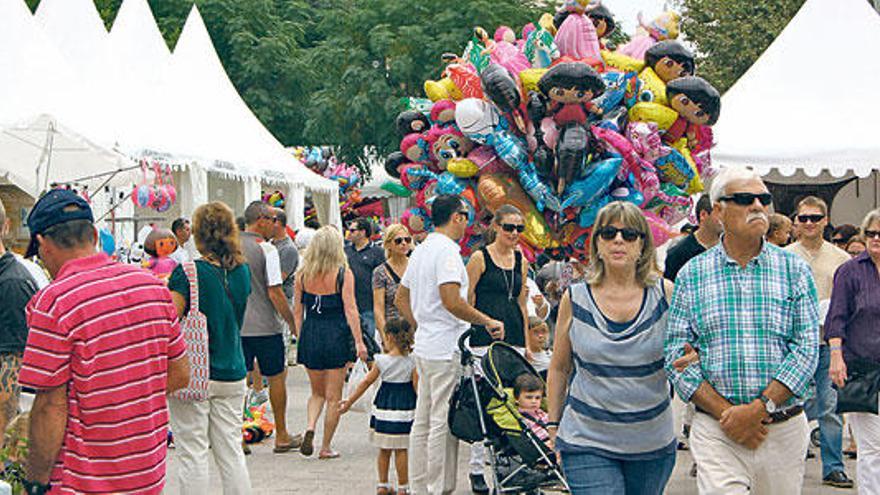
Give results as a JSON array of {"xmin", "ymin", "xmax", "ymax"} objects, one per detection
[{"xmin": 547, "ymin": 202, "xmax": 677, "ymax": 494}]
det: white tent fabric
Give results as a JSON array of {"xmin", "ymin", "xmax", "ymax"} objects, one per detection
[
  {"xmin": 0, "ymin": 114, "xmax": 134, "ymax": 195},
  {"xmin": 713, "ymin": 0, "xmax": 880, "ymax": 178}
]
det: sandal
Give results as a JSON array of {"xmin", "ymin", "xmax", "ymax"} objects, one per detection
[
  {"xmin": 318, "ymin": 449, "xmax": 340, "ymax": 460},
  {"xmin": 300, "ymin": 430, "xmax": 315, "ymax": 456},
  {"xmin": 376, "ymin": 483, "xmax": 391, "ymax": 495},
  {"xmin": 273, "ymin": 433, "xmax": 303, "ymax": 453},
  {"xmin": 396, "ymin": 485, "xmax": 409, "ymax": 495}
]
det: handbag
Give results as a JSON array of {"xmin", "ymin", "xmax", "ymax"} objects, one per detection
[
  {"xmin": 170, "ymin": 261, "xmax": 210, "ymax": 401},
  {"xmin": 835, "ymin": 357, "xmax": 880, "ymax": 415}
]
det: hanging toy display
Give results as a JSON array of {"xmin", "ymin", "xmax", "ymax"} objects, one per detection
[
  {"xmin": 131, "ymin": 160, "xmax": 177, "ymax": 213},
  {"xmin": 381, "ymin": 4, "xmax": 721, "ymax": 259}
]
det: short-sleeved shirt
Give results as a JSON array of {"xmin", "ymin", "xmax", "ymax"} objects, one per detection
[
  {"xmin": 785, "ymin": 241, "xmax": 851, "ymax": 302},
  {"xmin": 273, "ymin": 236, "xmax": 299, "ymax": 300},
  {"xmin": 345, "ymin": 242, "xmax": 385, "ymax": 312},
  {"xmin": 372, "ymin": 263, "xmax": 403, "ymax": 323},
  {"xmin": 169, "ymin": 260, "xmax": 251, "ymax": 381},
  {"xmin": 18, "ymin": 253, "xmax": 185, "ymax": 494},
  {"xmin": 400, "ymin": 233, "xmax": 469, "ymax": 361},
  {"xmin": 663, "ymin": 234, "xmax": 706, "ymax": 281},
  {"xmin": 0, "ymin": 252, "xmax": 38, "ymax": 355},
  {"xmin": 241, "ymin": 231, "xmax": 284, "ymax": 336}
]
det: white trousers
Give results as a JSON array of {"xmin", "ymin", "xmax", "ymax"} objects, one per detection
[
  {"xmin": 690, "ymin": 411, "xmax": 809, "ymax": 495},
  {"xmin": 168, "ymin": 379, "xmax": 252, "ymax": 495},
  {"xmin": 409, "ymin": 356, "xmax": 461, "ymax": 495},
  {"xmin": 849, "ymin": 410, "xmax": 880, "ymax": 494}
]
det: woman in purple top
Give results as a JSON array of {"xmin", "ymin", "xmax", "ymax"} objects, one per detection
[{"xmin": 825, "ymin": 208, "xmax": 880, "ymax": 490}]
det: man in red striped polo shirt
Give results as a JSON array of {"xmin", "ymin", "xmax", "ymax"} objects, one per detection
[{"xmin": 18, "ymin": 190, "xmax": 190, "ymax": 495}]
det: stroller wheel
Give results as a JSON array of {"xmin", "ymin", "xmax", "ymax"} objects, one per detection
[{"xmin": 810, "ymin": 427, "xmax": 821, "ymax": 449}]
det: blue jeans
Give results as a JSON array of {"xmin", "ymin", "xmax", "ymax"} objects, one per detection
[
  {"xmin": 805, "ymin": 344, "xmax": 844, "ymax": 477},
  {"xmin": 560, "ymin": 451, "xmax": 676, "ymax": 495}
]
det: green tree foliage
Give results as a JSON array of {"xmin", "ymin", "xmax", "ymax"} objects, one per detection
[{"xmin": 672, "ymin": 0, "xmax": 806, "ymax": 92}]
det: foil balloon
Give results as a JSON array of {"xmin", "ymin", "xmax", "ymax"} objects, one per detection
[
  {"xmin": 400, "ymin": 165, "xmax": 437, "ymax": 192},
  {"xmin": 617, "ymin": 11, "xmax": 681, "ymax": 60},
  {"xmin": 642, "ymin": 209, "xmax": 676, "ymax": 247},
  {"xmin": 396, "ymin": 110, "xmax": 431, "ymax": 136},
  {"xmin": 518, "ymin": 162, "xmax": 562, "ymax": 212},
  {"xmin": 455, "ymin": 98, "xmax": 500, "ymax": 143},
  {"xmin": 628, "ymin": 102, "xmax": 679, "ymax": 130},
  {"xmin": 480, "ymin": 64, "xmax": 525, "ymax": 131},
  {"xmin": 384, "ymin": 151, "xmax": 408, "ymax": 179},
  {"xmin": 555, "ymin": 123, "xmax": 590, "ymax": 194},
  {"xmin": 430, "ymin": 100, "xmax": 457, "ymax": 126},
  {"xmin": 488, "ymin": 40, "xmax": 531, "ymax": 78},
  {"xmin": 477, "ymin": 173, "xmax": 552, "ymax": 249},
  {"xmin": 401, "ymin": 207, "xmax": 432, "ymax": 237},
  {"xmin": 561, "ymin": 157, "xmax": 621, "ymax": 209},
  {"xmin": 554, "ymin": 11, "xmax": 602, "ymax": 63},
  {"xmin": 523, "ymin": 27, "xmax": 559, "ymax": 69}
]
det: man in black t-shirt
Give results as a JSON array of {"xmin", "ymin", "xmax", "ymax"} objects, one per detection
[
  {"xmin": 664, "ymin": 194, "xmax": 723, "ymax": 281},
  {"xmin": 344, "ymin": 218, "xmax": 385, "ymax": 340}
]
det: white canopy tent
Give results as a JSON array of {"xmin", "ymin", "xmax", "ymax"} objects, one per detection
[
  {"xmin": 1, "ymin": 0, "xmax": 339, "ymax": 232},
  {"xmin": 713, "ymin": 0, "xmax": 880, "ymax": 179},
  {"xmin": 711, "ymin": 0, "xmax": 880, "ymax": 223}
]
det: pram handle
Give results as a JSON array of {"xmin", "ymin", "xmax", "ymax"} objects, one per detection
[{"xmin": 458, "ymin": 328, "xmax": 475, "ymax": 365}]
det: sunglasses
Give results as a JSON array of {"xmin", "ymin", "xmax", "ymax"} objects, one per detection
[
  {"xmin": 832, "ymin": 237, "xmax": 847, "ymax": 244},
  {"xmin": 500, "ymin": 223, "xmax": 525, "ymax": 233},
  {"xmin": 455, "ymin": 210, "xmax": 469, "ymax": 218},
  {"xmin": 393, "ymin": 236, "xmax": 412, "ymax": 245},
  {"xmin": 718, "ymin": 192, "xmax": 773, "ymax": 207},
  {"xmin": 797, "ymin": 214, "xmax": 825, "ymax": 224},
  {"xmin": 865, "ymin": 230, "xmax": 880, "ymax": 240},
  {"xmin": 597, "ymin": 226, "xmax": 644, "ymax": 242}
]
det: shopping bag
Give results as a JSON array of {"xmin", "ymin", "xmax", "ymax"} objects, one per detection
[{"xmin": 345, "ymin": 360, "xmax": 374, "ymax": 413}]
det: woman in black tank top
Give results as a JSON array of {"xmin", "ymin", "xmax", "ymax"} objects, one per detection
[{"xmin": 466, "ymin": 205, "xmax": 529, "ymax": 349}]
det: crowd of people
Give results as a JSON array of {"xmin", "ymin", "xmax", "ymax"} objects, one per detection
[{"xmin": 2, "ymin": 164, "xmax": 880, "ymax": 495}]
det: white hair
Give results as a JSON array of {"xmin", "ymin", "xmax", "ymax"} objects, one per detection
[{"xmin": 709, "ymin": 166, "xmax": 764, "ymax": 204}]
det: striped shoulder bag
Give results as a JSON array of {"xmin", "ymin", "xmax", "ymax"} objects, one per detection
[{"xmin": 171, "ymin": 261, "xmax": 210, "ymax": 401}]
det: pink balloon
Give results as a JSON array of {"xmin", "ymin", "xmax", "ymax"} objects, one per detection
[
  {"xmin": 642, "ymin": 210, "xmax": 675, "ymax": 247},
  {"xmin": 554, "ymin": 13, "xmax": 601, "ymax": 63}
]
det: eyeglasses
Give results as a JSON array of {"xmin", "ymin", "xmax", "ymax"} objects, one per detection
[
  {"xmin": 718, "ymin": 192, "xmax": 773, "ymax": 207},
  {"xmin": 500, "ymin": 223, "xmax": 525, "ymax": 233},
  {"xmin": 797, "ymin": 214, "xmax": 825, "ymax": 224},
  {"xmin": 393, "ymin": 236, "xmax": 412, "ymax": 245},
  {"xmin": 864, "ymin": 230, "xmax": 880, "ymax": 240},
  {"xmin": 597, "ymin": 226, "xmax": 644, "ymax": 242}
]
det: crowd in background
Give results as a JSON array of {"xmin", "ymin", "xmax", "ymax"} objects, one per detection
[{"xmin": 1, "ymin": 164, "xmax": 880, "ymax": 494}]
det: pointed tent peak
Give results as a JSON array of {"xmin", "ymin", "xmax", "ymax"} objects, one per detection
[
  {"xmin": 175, "ymin": 3, "xmax": 210, "ymax": 52},
  {"xmin": 35, "ymin": 0, "xmax": 109, "ymax": 68},
  {"xmin": 109, "ymin": 0, "xmax": 171, "ymax": 59},
  {"xmin": 173, "ymin": 4, "xmax": 220, "ymax": 65},
  {"xmin": 35, "ymin": 0, "xmax": 108, "ymax": 36},
  {"xmin": 0, "ymin": 0, "xmax": 35, "ymax": 22}
]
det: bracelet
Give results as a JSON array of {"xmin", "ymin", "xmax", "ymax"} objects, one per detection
[
  {"xmin": 830, "ymin": 345, "xmax": 843, "ymax": 352},
  {"xmin": 546, "ymin": 421, "xmax": 560, "ymax": 427}
]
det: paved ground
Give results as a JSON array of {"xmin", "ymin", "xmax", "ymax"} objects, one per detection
[{"xmin": 162, "ymin": 366, "xmax": 858, "ymax": 494}]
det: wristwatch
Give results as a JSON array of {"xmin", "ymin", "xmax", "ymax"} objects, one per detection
[
  {"xmin": 759, "ymin": 394, "xmax": 777, "ymax": 414},
  {"xmin": 23, "ymin": 480, "xmax": 50, "ymax": 495}
]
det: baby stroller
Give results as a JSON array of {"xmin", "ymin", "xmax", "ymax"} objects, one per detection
[{"xmin": 449, "ymin": 329, "xmax": 569, "ymax": 494}]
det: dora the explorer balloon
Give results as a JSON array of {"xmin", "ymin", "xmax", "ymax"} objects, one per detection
[
  {"xmin": 586, "ymin": 5, "xmax": 616, "ymax": 50},
  {"xmin": 639, "ymin": 41, "xmax": 695, "ymax": 105},
  {"xmin": 537, "ymin": 62, "xmax": 605, "ymax": 127},
  {"xmin": 664, "ymin": 76, "xmax": 721, "ymax": 154}
]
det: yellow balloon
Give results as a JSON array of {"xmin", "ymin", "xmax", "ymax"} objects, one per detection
[
  {"xmin": 538, "ymin": 13, "xmax": 557, "ymax": 36},
  {"xmin": 601, "ymin": 50, "xmax": 644, "ymax": 73},
  {"xmin": 447, "ymin": 158, "xmax": 479, "ymax": 178},
  {"xmin": 628, "ymin": 102, "xmax": 679, "ymax": 130},
  {"xmin": 519, "ymin": 68, "xmax": 548, "ymax": 95},
  {"xmin": 523, "ymin": 209, "xmax": 552, "ymax": 249},
  {"xmin": 671, "ymin": 139, "xmax": 704, "ymax": 194},
  {"xmin": 637, "ymin": 67, "xmax": 668, "ymax": 106},
  {"xmin": 424, "ymin": 77, "xmax": 463, "ymax": 102}
]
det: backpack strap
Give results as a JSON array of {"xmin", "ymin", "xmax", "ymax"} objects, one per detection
[{"xmin": 183, "ymin": 261, "xmax": 199, "ymax": 314}]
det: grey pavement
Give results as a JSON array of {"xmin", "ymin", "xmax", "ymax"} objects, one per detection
[{"xmin": 164, "ymin": 366, "xmax": 858, "ymax": 494}]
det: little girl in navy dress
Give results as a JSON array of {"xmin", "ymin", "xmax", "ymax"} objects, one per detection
[{"xmin": 340, "ymin": 319, "xmax": 417, "ymax": 495}]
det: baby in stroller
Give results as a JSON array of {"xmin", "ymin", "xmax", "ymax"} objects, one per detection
[{"xmin": 514, "ymin": 374, "xmax": 552, "ymax": 451}]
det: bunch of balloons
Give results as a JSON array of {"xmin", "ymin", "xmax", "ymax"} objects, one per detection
[{"xmin": 385, "ymin": 0, "xmax": 720, "ymax": 260}]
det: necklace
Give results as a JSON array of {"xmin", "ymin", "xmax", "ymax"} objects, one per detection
[{"xmin": 492, "ymin": 247, "xmax": 517, "ymax": 302}]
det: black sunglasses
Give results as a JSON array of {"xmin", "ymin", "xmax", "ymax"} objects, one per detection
[
  {"xmin": 797, "ymin": 214, "xmax": 825, "ymax": 224},
  {"xmin": 864, "ymin": 230, "xmax": 880, "ymax": 240},
  {"xmin": 597, "ymin": 226, "xmax": 644, "ymax": 242},
  {"xmin": 832, "ymin": 237, "xmax": 847, "ymax": 244},
  {"xmin": 455, "ymin": 210, "xmax": 469, "ymax": 218},
  {"xmin": 393, "ymin": 236, "xmax": 412, "ymax": 245},
  {"xmin": 500, "ymin": 223, "xmax": 525, "ymax": 233},
  {"xmin": 719, "ymin": 192, "xmax": 773, "ymax": 207}
]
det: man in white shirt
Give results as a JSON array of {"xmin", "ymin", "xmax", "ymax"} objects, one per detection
[
  {"xmin": 396, "ymin": 195, "xmax": 504, "ymax": 495},
  {"xmin": 170, "ymin": 217, "xmax": 192, "ymax": 264}
]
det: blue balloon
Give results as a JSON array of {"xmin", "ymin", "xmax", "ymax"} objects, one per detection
[
  {"xmin": 99, "ymin": 228, "xmax": 116, "ymax": 256},
  {"xmin": 562, "ymin": 158, "xmax": 622, "ymax": 209}
]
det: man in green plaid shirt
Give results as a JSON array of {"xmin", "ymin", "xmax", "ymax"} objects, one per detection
[{"xmin": 664, "ymin": 166, "xmax": 819, "ymax": 494}]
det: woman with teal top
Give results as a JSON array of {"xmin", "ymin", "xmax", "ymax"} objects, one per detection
[{"xmin": 167, "ymin": 201, "xmax": 252, "ymax": 494}]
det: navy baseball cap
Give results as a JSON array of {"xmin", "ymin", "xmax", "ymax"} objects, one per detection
[{"xmin": 25, "ymin": 189, "xmax": 94, "ymax": 258}]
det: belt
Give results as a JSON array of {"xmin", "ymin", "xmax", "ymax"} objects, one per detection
[{"xmin": 696, "ymin": 405, "xmax": 804, "ymax": 424}]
